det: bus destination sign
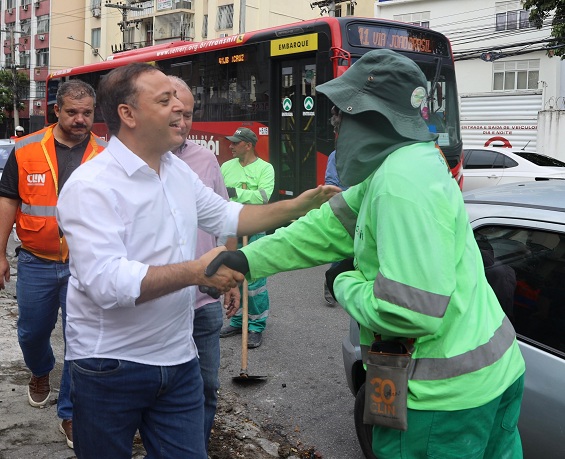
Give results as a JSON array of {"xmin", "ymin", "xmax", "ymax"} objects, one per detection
[
  {"xmin": 218, "ymin": 53, "xmax": 246, "ymax": 64},
  {"xmin": 347, "ymin": 24, "xmax": 450, "ymax": 57}
]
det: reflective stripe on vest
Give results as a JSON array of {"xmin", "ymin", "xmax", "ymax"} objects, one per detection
[
  {"xmin": 329, "ymin": 193, "xmax": 357, "ymax": 239},
  {"xmin": 374, "ymin": 272, "xmax": 450, "ymax": 318},
  {"xmin": 20, "ymin": 203, "xmax": 56, "ymax": 217},
  {"xmin": 259, "ymin": 189, "xmax": 268, "ymax": 204},
  {"xmin": 360, "ymin": 315, "xmax": 516, "ymax": 381}
]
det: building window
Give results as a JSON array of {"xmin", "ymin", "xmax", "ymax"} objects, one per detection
[
  {"xmin": 21, "ymin": 0, "xmax": 31, "ymax": 6},
  {"xmin": 35, "ymin": 48, "xmax": 48, "ymax": 67},
  {"xmin": 19, "ymin": 50, "xmax": 30, "ymax": 68},
  {"xmin": 91, "ymin": 28, "xmax": 101, "ymax": 48},
  {"xmin": 202, "ymin": 14, "xmax": 208, "ymax": 38},
  {"xmin": 36, "ymin": 80, "xmax": 46, "ymax": 99},
  {"xmin": 20, "ymin": 19, "xmax": 31, "ymax": 35},
  {"xmin": 7, "ymin": 0, "xmax": 16, "ymax": 9},
  {"xmin": 335, "ymin": 1, "xmax": 355, "ymax": 17},
  {"xmin": 216, "ymin": 4, "xmax": 234, "ymax": 30},
  {"xmin": 90, "ymin": 0, "xmax": 101, "ymax": 8},
  {"xmin": 393, "ymin": 11, "xmax": 430, "ymax": 28},
  {"xmin": 5, "ymin": 53, "xmax": 13, "ymax": 68},
  {"xmin": 19, "ymin": 82, "xmax": 29, "ymax": 100},
  {"xmin": 495, "ymin": 1, "xmax": 530, "ymax": 31},
  {"xmin": 493, "ymin": 59, "xmax": 539, "ymax": 91},
  {"xmin": 37, "ymin": 15, "xmax": 49, "ymax": 33}
]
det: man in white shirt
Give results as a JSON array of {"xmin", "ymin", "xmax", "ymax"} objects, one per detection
[{"xmin": 56, "ymin": 62, "xmax": 340, "ymax": 459}]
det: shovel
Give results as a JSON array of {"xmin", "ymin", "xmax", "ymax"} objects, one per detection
[{"xmin": 232, "ymin": 234, "xmax": 267, "ymax": 384}]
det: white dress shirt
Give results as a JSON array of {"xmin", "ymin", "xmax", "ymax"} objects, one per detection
[{"xmin": 56, "ymin": 136, "xmax": 242, "ymax": 365}]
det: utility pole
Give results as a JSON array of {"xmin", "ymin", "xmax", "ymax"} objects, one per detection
[
  {"xmin": 105, "ymin": 1, "xmax": 143, "ymax": 49},
  {"xmin": 239, "ymin": 0, "xmax": 246, "ymax": 34}
]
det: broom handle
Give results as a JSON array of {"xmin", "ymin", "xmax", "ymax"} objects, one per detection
[
  {"xmin": 241, "ymin": 234, "xmax": 249, "ymax": 374},
  {"xmin": 239, "ymin": 182, "xmax": 249, "ymax": 375}
]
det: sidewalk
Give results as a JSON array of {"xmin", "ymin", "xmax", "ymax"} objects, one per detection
[{"xmin": 0, "ymin": 248, "xmax": 76, "ymax": 458}]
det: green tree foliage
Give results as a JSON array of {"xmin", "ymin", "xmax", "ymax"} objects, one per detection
[
  {"xmin": 0, "ymin": 70, "xmax": 29, "ymax": 124},
  {"xmin": 523, "ymin": 0, "xmax": 565, "ymax": 58}
]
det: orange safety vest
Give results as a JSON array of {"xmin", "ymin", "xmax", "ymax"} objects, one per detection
[{"xmin": 15, "ymin": 125, "xmax": 106, "ymax": 262}]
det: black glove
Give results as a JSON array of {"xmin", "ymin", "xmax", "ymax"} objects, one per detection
[
  {"xmin": 325, "ymin": 258, "xmax": 355, "ymax": 301},
  {"xmin": 226, "ymin": 187, "xmax": 237, "ymax": 198},
  {"xmin": 198, "ymin": 250, "xmax": 250, "ymax": 299}
]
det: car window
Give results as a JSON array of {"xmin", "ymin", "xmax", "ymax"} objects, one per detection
[
  {"xmin": 463, "ymin": 149, "xmax": 500, "ymax": 169},
  {"xmin": 0, "ymin": 144, "xmax": 14, "ymax": 170},
  {"xmin": 475, "ymin": 225, "xmax": 565, "ymax": 356},
  {"xmin": 501, "ymin": 155, "xmax": 518, "ymax": 168},
  {"xmin": 516, "ymin": 152, "xmax": 565, "ymax": 167}
]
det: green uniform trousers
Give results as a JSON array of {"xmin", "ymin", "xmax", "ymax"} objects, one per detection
[
  {"xmin": 229, "ymin": 233, "xmax": 270, "ymax": 333},
  {"xmin": 372, "ymin": 374, "xmax": 524, "ymax": 459}
]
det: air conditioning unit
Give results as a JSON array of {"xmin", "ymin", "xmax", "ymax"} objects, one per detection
[
  {"xmin": 91, "ymin": 47, "xmax": 99, "ymax": 55},
  {"xmin": 92, "ymin": 7, "xmax": 101, "ymax": 18},
  {"xmin": 35, "ymin": 101, "xmax": 41, "ymax": 107},
  {"xmin": 34, "ymin": 1, "xmax": 40, "ymax": 8},
  {"xmin": 219, "ymin": 33, "xmax": 228, "ymax": 38},
  {"xmin": 38, "ymin": 35, "xmax": 45, "ymax": 41},
  {"xmin": 23, "ymin": 4, "xmax": 28, "ymax": 11},
  {"xmin": 7, "ymin": 8, "xmax": 13, "ymax": 14}
]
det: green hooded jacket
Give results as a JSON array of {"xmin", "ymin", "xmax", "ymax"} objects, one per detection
[{"xmin": 241, "ymin": 141, "xmax": 525, "ymax": 411}]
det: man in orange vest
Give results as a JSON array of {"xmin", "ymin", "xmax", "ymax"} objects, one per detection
[{"xmin": 0, "ymin": 79, "xmax": 106, "ymax": 450}]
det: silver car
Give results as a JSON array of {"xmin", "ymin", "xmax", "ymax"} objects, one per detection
[
  {"xmin": 0, "ymin": 141, "xmax": 14, "ymax": 182},
  {"xmin": 342, "ymin": 181, "xmax": 565, "ymax": 459}
]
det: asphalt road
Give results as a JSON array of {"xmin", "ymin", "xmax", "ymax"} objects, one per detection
[
  {"xmin": 0, "ymin": 227, "xmax": 363, "ymax": 458},
  {"xmin": 218, "ymin": 264, "xmax": 364, "ymax": 458}
]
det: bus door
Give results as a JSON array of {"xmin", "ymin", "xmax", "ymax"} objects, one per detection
[{"xmin": 273, "ymin": 56, "xmax": 317, "ymax": 200}]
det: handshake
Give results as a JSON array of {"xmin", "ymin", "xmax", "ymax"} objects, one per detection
[{"xmin": 198, "ymin": 248, "xmax": 250, "ymax": 299}]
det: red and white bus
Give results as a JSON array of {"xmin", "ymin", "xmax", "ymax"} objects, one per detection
[{"xmin": 47, "ymin": 16, "xmax": 462, "ymax": 199}]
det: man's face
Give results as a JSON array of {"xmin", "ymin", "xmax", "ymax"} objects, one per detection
[
  {"xmin": 229, "ymin": 139, "xmax": 251, "ymax": 160},
  {"xmin": 130, "ymin": 71, "xmax": 184, "ymax": 152},
  {"xmin": 174, "ymin": 84, "xmax": 194, "ymax": 140},
  {"xmin": 54, "ymin": 95, "xmax": 95, "ymax": 142}
]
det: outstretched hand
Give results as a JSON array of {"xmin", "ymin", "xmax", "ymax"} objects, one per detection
[
  {"xmin": 294, "ymin": 184, "xmax": 342, "ymax": 217},
  {"xmin": 199, "ymin": 250, "xmax": 249, "ymax": 299},
  {"xmin": 197, "ymin": 247, "xmax": 244, "ymax": 298}
]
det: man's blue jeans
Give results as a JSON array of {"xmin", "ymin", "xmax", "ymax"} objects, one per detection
[
  {"xmin": 71, "ymin": 357, "xmax": 206, "ymax": 459},
  {"xmin": 193, "ymin": 301, "xmax": 223, "ymax": 451},
  {"xmin": 16, "ymin": 249, "xmax": 72, "ymax": 420}
]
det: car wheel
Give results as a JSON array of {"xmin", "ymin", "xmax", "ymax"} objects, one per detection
[{"xmin": 354, "ymin": 383, "xmax": 378, "ymax": 459}]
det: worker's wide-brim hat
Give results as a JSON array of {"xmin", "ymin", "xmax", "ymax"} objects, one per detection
[{"xmin": 316, "ymin": 49, "xmax": 436, "ymax": 142}]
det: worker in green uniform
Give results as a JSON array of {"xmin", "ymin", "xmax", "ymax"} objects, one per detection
[
  {"xmin": 219, "ymin": 127, "xmax": 275, "ymax": 348},
  {"xmin": 205, "ymin": 49, "xmax": 526, "ymax": 458}
]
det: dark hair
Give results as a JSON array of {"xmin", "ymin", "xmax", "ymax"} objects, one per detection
[
  {"xmin": 97, "ymin": 62, "xmax": 161, "ymax": 136},
  {"xmin": 56, "ymin": 79, "xmax": 96, "ymax": 108}
]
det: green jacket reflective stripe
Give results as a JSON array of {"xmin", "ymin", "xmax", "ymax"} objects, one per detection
[{"xmin": 241, "ymin": 141, "xmax": 525, "ymax": 411}]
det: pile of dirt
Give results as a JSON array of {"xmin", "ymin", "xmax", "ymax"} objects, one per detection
[{"xmin": 208, "ymin": 390, "xmax": 322, "ymax": 459}]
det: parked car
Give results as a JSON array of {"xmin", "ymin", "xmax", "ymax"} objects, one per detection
[
  {"xmin": 0, "ymin": 141, "xmax": 14, "ymax": 182},
  {"xmin": 462, "ymin": 147, "xmax": 565, "ymax": 192},
  {"xmin": 342, "ymin": 180, "xmax": 565, "ymax": 459}
]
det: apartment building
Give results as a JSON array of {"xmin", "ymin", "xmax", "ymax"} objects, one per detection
[
  {"xmin": 82, "ymin": 0, "xmax": 370, "ymax": 61},
  {"xmin": 1, "ymin": 0, "xmax": 87, "ymax": 134},
  {"xmin": 375, "ymin": 0, "xmax": 565, "ymax": 151}
]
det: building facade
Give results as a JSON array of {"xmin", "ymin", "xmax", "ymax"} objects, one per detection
[
  {"xmin": 83, "ymin": 0, "xmax": 370, "ymax": 62},
  {"xmin": 375, "ymin": 0, "xmax": 564, "ymax": 151},
  {"xmin": 1, "ymin": 0, "xmax": 87, "ymax": 135}
]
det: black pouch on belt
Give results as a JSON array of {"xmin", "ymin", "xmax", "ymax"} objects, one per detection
[{"xmin": 363, "ymin": 339, "xmax": 413, "ymax": 431}]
